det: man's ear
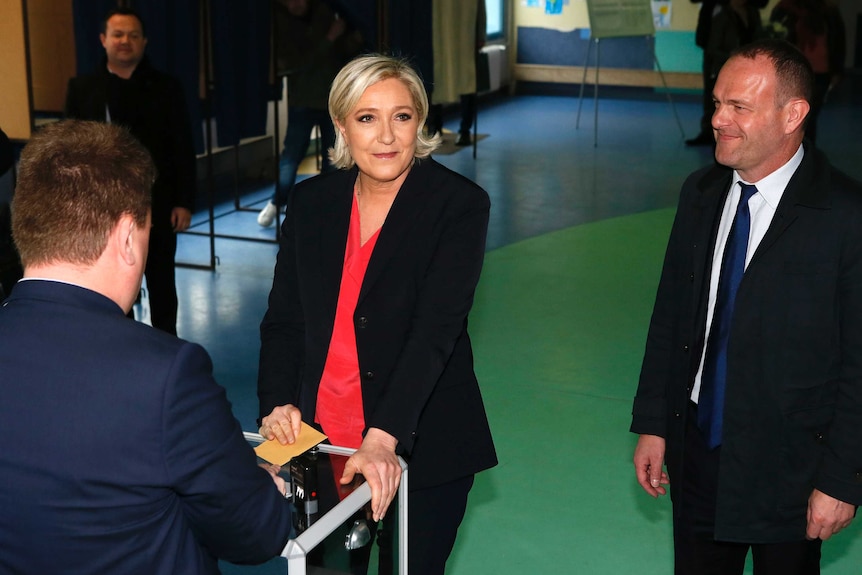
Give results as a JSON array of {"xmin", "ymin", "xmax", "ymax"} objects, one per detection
[
  {"xmin": 114, "ymin": 214, "xmax": 138, "ymax": 266},
  {"xmin": 785, "ymin": 98, "xmax": 811, "ymax": 135}
]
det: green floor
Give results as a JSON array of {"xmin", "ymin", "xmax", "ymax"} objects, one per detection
[
  {"xmin": 206, "ymin": 77, "xmax": 862, "ymax": 573},
  {"xmin": 450, "ymin": 208, "xmax": 862, "ymax": 574}
]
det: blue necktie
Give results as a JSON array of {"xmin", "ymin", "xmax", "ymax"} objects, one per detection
[{"xmin": 698, "ymin": 182, "xmax": 758, "ymax": 449}]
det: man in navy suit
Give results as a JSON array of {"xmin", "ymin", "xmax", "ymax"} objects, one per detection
[
  {"xmin": 632, "ymin": 40, "xmax": 862, "ymax": 574},
  {"xmin": 0, "ymin": 120, "xmax": 292, "ymax": 574}
]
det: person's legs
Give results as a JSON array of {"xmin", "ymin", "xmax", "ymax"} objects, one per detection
[
  {"xmin": 673, "ymin": 525, "xmax": 749, "ymax": 575},
  {"xmin": 687, "ymin": 55, "xmax": 717, "ymax": 146},
  {"xmin": 751, "ymin": 539, "xmax": 822, "ymax": 575},
  {"xmin": 408, "ymin": 475, "xmax": 474, "ymax": 575},
  {"xmin": 259, "ymin": 107, "xmax": 317, "ymax": 227},
  {"xmin": 144, "ymin": 225, "xmax": 178, "ymax": 335},
  {"xmin": 426, "ymin": 103, "xmax": 443, "ymax": 137},
  {"xmin": 315, "ymin": 109, "xmax": 337, "ymax": 174},
  {"xmin": 805, "ymin": 74, "xmax": 831, "ymax": 145},
  {"xmin": 673, "ymin": 402, "xmax": 748, "ymax": 574},
  {"xmin": 275, "ymin": 107, "xmax": 317, "ymax": 206},
  {"xmin": 457, "ymin": 93, "xmax": 476, "ymax": 146}
]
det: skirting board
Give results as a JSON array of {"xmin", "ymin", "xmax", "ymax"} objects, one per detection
[{"xmin": 514, "ymin": 64, "xmax": 702, "ymax": 90}]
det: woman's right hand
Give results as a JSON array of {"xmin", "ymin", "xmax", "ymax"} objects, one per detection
[
  {"xmin": 260, "ymin": 404, "xmax": 303, "ymax": 445},
  {"xmin": 340, "ymin": 428, "xmax": 401, "ymax": 521}
]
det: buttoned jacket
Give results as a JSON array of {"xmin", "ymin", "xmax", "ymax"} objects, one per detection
[
  {"xmin": 258, "ymin": 158, "xmax": 497, "ymax": 489},
  {"xmin": 632, "ymin": 144, "xmax": 862, "ymax": 542}
]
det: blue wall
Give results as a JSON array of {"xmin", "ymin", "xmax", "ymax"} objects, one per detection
[{"xmin": 517, "ymin": 28, "xmax": 702, "ymax": 73}]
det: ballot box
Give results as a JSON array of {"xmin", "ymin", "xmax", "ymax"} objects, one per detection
[{"xmin": 244, "ymin": 432, "xmax": 408, "ymax": 575}]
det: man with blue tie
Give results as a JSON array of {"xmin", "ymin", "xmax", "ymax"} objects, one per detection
[
  {"xmin": 631, "ymin": 39, "xmax": 862, "ymax": 574},
  {"xmin": 0, "ymin": 120, "xmax": 293, "ymax": 573}
]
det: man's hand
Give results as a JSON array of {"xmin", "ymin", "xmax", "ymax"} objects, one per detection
[
  {"xmin": 806, "ymin": 489, "xmax": 855, "ymax": 540},
  {"xmin": 634, "ymin": 434, "xmax": 669, "ymax": 497},
  {"xmin": 259, "ymin": 404, "xmax": 303, "ymax": 445},
  {"xmin": 171, "ymin": 207, "xmax": 192, "ymax": 232},
  {"xmin": 260, "ymin": 462, "xmax": 288, "ymax": 497},
  {"xmin": 341, "ymin": 428, "xmax": 401, "ymax": 521}
]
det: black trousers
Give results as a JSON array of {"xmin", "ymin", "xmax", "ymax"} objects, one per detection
[
  {"xmin": 674, "ymin": 403, "xmax": 822, "ymax": 575},
  {"xmin": 408, "ymin": 475, "xmax": 475, "ymax": 575},
  {"xmin": 350, "ymin": 474, "xmax": 475, "ymax": 575},
  {"xmin": 144, "ymin": 225, "xmax": 178, "ymax": 335}
]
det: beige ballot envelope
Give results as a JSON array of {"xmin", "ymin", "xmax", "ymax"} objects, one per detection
[{"xmin": 254, "ymin": 422, "xmax": 328, "ymax": 465}]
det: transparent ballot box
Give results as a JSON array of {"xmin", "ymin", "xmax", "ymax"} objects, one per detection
[{"xmin": 244, "ymin": 432, "xmax": 409, "ymax": 575}]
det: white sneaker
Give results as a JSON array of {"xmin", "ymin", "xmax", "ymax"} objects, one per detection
[{"xmin": 257, "ymin": 201, "xmax": 278, "ymax": 227}]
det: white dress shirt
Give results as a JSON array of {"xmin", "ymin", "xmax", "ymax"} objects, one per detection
[{"xmin": 691, "ymin": 145, "xmax": 805, "ymax": 402}]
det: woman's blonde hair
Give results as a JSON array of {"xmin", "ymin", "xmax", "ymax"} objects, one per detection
[{"xmin": 328, "ymin": 54, "xmax": 441, "ymax": 169}]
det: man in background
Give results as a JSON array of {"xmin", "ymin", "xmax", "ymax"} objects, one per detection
[
  {"xmin": 632, "ymin": 40, "xmax": 862, "ymax": 574},
  {"xmin": 0, "ymin": 120, "xmax": 292, "ymax": 574},
  {"xmin": 66, "ymin": 7, "xmax": 196, "ymax": 335},
  {"xmin": 257, "ymin": 0, "xmax": 363, "ymax": 227}
]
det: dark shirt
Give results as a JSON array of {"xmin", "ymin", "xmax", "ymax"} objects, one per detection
[{"xmin": 65, "ymin": 58, "xmax": 196, "ymax": 227}]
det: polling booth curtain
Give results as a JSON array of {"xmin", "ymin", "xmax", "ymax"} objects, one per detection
[
  {"xmin": 70, "ymin": 0, "xmax": 204, "ymax": 154},
  {"xmin": 209, "ymin": 0, "xmax": 271, "ymax": 149},
  {"xmin": 134, "ymin": 0, "xmax": 203, "ymax": 153},
  {"xmin": 431, "ymin": 0, "xmax": 479, "ymax": 105},
  {"xmin": 71, "ymin": 0, "xmax": 121, "ymax": 75},
  {"xmin": 385, "ymin": 0, "xmax": 434, "ymax": 97}
]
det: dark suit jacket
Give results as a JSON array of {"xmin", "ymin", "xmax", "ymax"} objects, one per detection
[
  {"xmin": 258, "ymin": 158, "xmax": 497, "ymax": 490},
  {"xmin": 632, "ymin": 144, "xmax": 862, "ymax": 543},
  {"xmin": 0, "ymin": 280, "xmax": 292, "ymax": 573},
  {"xmin": 64, "ymin": 58, "xmax": 196, "ymax": 227}
]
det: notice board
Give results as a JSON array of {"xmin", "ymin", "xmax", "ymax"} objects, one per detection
[{"xmin": 585, "ymin": 0, "xmax": 655, "ymax": 39}]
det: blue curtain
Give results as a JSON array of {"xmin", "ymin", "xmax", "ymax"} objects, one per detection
[
  {"xmin": 135, "ymin": 0, "xmax": 203, "ymax": 153},
  {"xmin": 209, "ymin": 0, "xmax": 271, "ymax": 148},
  {"xmin": 71, "ymin": 0, "xmax": 121, "ymax": 75},
  {"xmin": 386, "ymin": 0, "xmax": 433, "ymax": 95}
]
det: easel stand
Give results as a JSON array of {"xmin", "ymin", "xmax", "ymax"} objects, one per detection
[{"xmin": 575, "ymin": 35, "xmax": 685, "ymax": 147}]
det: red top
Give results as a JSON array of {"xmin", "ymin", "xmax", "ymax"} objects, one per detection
[{"xmin": 315, "ymin": 194, "xmax": 380, "ymax": 449}]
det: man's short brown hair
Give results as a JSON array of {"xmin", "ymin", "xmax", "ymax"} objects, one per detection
[
  {"xmin": 732, "ymin": 39, "xmax": 814, "ymax": 106},
  {"xmin": 12, "ymin": 120, "xmax": 155, "ymax": 267}
]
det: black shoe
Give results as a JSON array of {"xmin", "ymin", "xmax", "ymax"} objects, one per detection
[
  {"xmin": 685, "ymin": 132, "xmax": 714, "ymax": 147},
  {"xmin": 455, "ymin": 131, "xmax": 471, "ymax": 146}
]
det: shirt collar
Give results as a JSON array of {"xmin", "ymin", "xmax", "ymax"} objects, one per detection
[{"xmin": 731, "ymin": 144, "xmax": 804, "ymax": 210}]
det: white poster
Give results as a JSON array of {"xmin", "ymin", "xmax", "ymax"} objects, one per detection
[{"xmin": 651, "ymin": 0, "xmax": 672, "ymax": 29}]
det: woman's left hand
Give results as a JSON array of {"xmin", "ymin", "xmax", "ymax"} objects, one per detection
[{"xmin": 341, "ymin": 428, "xmax": 401, "ymax": 521}]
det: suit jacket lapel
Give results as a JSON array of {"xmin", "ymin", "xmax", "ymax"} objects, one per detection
[
  {"xmin": 692, "ymin": 166, "xmax": 733, "ymax": 307},
  {"xmin": 749, "ymin": 144, "xmax": 828, "ymax": 265},
  {"xmin": 689, "ymin": 166, "xmax": 733, "ymax": 365},
  {"xmin": 358, "ymin": 159, "xmax": 433, "ymax": 303},
  {"xmin": 311, "ymin": 169, "xmax": 354, "ymax": 316}
]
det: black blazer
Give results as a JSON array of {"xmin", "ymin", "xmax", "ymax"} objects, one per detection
[
  {"xmin": 632, "ymin": 144, "xmax": 862, "ymax": 542},
  {"xmin": 64, "ymin": 58, "xmax": 196, "ymax": 227},
  {"xmin": 258, "ymin": 158, "xmax": 497, "ymax": 489}
]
